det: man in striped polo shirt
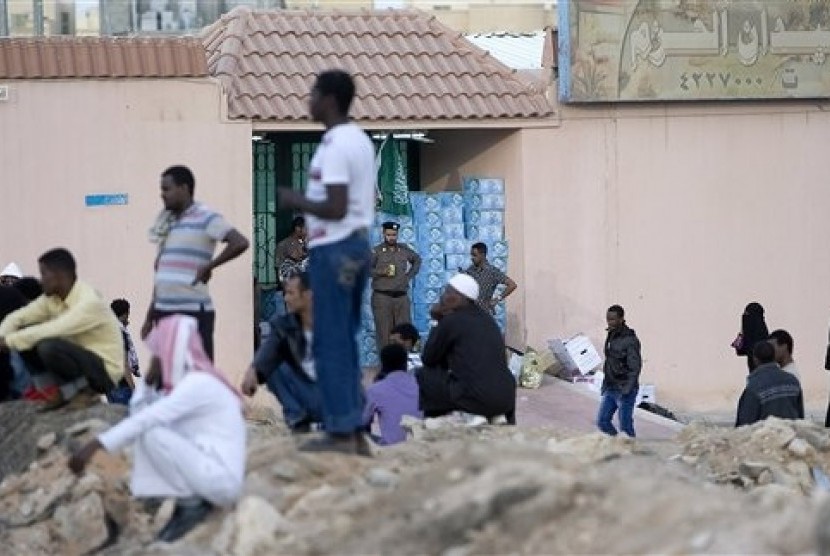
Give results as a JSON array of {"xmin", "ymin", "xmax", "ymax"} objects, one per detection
[{"xmin": 142, "ymin": 166, "xmax": 249, "ymax": 360}]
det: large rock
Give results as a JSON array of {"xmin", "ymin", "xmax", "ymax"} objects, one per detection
[
  {"xmin": 0, "ymin": 473, "xmax": 75, "ymax": 527},
  {"xmin": 212, "ymin": 496, "xmax": 290, "ymax": 556},
  {"xmin": 1, "ymin": 522, "xmax": 54, "ymax": 554},
  {"xmin": 52, "ymin": 491, "xmax": 112, "ymax": 554},
  {"xmin": 0, "ymin": 401, "xmax": 126, "ymax": 480}
]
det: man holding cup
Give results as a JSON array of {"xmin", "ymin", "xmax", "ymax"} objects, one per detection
[{"xmin": 370, "ymin": 221, "xmax": 421, "ymax": 354}]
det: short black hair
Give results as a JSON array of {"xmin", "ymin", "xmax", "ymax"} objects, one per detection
[
  {"xmin": 769, "ymin": 329, "xmax": 794, "ymax": 354},
  {"xmin": 379, "ymin": 343, "xmax": 408, "ymax": 375},
  {"xmin": 38, "ymin": 248, "xmax": 76, "ymax": 276},
  {"xmin": 111, "ymin": 298, "xmax": 130, "ymax": 318},
  {"xmin": 13, "ymin": 277, "xmax": 42, "ymax": 301},
  {"xmin": 162, "ymin": 165, "xmax": 195, "ymax": 195},
  {"xmin": 292, "ymin": 216, "xmax": 306, "ymax": 231},
  {"xmin": 608, "ymin": 305, "xmax": 625, "ymax": 319},
  {"xmin": 471, "ymin": 242, "xmax": 488, "ymax": 255},
  {"xmin": 753, "ymin": 340, "xmax": 776, "ymax": 365},
  {"xmin": 289, "ymin": 271, "xmax": 310, "ymax": 291},
  {"xmin": 314, "ymin": 70, "xmax": 356, "ymax": 115},
  {"xmin": 391, "ymin": 323, "xmax": 420, "ymax": 345}
]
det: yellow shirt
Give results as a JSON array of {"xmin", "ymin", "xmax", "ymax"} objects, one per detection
[{"xmin": 0, "ymin": 280, "xmax": 125, "ymax": 381}]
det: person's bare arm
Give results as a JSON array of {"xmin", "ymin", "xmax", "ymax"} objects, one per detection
[
  {"xmin": 489, "ymin": 276, "xmax": 518, "ymax": 309},
  {"xmin": 278, "ymin": 186, "xmax": 348, "ymax": 221},
  {"xmin": 123, "ymin": 367, "xmax": 135, "ymax": 389},
  {"xmin": 193, "ymin": 229, "xmax": 250, "ymax": 285},
  {"xmin": 501, "ymin": 276, "xmax": 518, "ymax": 300}
]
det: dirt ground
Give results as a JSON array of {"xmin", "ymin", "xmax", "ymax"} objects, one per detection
[{"xmin": 3, "ymin": 400, "xmax": 830, "ymax": 555}]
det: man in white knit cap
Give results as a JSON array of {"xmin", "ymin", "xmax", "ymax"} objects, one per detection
[
  {"xmin": 416, "ymin": 274, "xmax": 517, "ymax": 424},
  {"xmin": 0, "ymin": 263, "xmax": 22, "ymax": 287}
]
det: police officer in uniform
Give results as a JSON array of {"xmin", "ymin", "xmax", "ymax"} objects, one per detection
[{"xmin": 371, "ymin": 221, "xmax": 421, "ymax": 354}]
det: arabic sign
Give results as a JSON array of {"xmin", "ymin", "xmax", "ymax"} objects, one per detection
[{"xmin": 559, "ymin": 0, "xmax": 830, "ymax": 102}]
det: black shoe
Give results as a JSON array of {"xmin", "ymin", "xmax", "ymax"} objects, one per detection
[
  {"xmin": 156, "ymin": 500, "xmax": 213, "ymax": 543},
  {"xmin": 299, "ymin": 432, "xmax": 373, "ymax": 457},
  {"xmin": 289, "ymin": 419, "xmax": 313, "ymax": 435}
]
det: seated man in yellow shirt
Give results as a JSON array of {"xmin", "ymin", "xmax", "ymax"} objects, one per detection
[{"xmin": 0, "ymin": 248, "xmax": 124, "ymax": 410}]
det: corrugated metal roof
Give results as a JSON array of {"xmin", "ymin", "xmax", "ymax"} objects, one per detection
[
  {"xmin": 0, "ymin": 36, "xmax": 208, "ymax": 79},
  {"xmin": 465, "ymin": 31, "xmax": 546, "ymax": 71},
  {"xmin": 201, "ymin": 8, "xmax": 553, "ymax": 122}
]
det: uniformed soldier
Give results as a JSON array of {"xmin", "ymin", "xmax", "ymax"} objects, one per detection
[{"xmin": 371, "ymin": 221, "xmax": 421, "ymax": 353}]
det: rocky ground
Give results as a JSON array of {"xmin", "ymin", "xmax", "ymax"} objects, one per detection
[{"xmin": 1, "ymin": 402, "xmax": 830, "ymax": 555}]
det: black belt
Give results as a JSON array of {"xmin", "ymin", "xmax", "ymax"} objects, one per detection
[{"xmin": 375, "ymin": 290, "xmax": 407, "ymax": 298}]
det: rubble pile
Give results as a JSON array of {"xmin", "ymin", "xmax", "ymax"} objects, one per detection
[
  {"xmin": 677, "ymin": 417, "xmax": 830, "ymax": 493},
  {"xmin": 0, "ymin": 405, "xmax": 827, "ymax": 555}
]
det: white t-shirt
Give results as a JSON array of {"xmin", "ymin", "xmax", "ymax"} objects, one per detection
[{"xmin": 306, "ymin": 122, "xmax": 376, "ymax": 248}]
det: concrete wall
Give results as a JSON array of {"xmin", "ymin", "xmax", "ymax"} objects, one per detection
[
  {"xmin": 420, "ymin": 128, "xmax": 526, "ymax": 350},
  {"xmin": 420, "ymin": 102, "xmax": 830, "ymax": 414},
  {"xmin": 0, "ymin": 79, "xmax": 253, "ymax": 382},
  {"xmin": 518, "ymin": 102, "xmax": 830, "ymax": 412}
]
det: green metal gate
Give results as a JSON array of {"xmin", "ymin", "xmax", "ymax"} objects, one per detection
[
  {"xmin": 252, "ymin": 135, "xmax": 320, "ymax": 324},
  {"xmin": 252, "ymin": 134, "xmax": 419, "ymax": 324}
]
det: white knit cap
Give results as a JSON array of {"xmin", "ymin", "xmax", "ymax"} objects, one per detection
[
  {"xmin": 448, "ymin": 273, "xmax": 479, "ymax": 301},
  {"xmin": 0, "ymin": 262, "xmax": 22, "ymax": 279}
]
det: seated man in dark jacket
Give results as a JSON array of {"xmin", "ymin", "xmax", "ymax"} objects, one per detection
[
  {"xmin": 240, "ymin": 272, "xmax": 321, "ymax": 432},
  {"xmin": 597, "ymin": 304, "xmax": 642, "ymax": 438},
  {"xmin": 736, "ymin": 340, "xmax": 803, "ymax": 427},
  {"xmin": 417, "ymin": 274, "xmax": 516, "ymax": 424}
]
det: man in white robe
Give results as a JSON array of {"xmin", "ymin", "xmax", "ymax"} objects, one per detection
[{"xmin": 69, "ymin": 315, "xmax": 246, "ymax": 543}]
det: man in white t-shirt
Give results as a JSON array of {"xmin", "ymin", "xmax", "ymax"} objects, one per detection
[{"xmin": 278, "ymin": 69, "xmax": 375, "ymax": 456}]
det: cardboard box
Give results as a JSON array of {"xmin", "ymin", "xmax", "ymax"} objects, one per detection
[
  {"xmin": 573, "ymin": 371, "xmax": 604, "ymax": 393},
  {"xmin": 548, "ymin": 338, "xmax": 579, "ymax": 375},
  {"xmin": 636, "ymin": 384, "xmax": 656, "ymax": 406},
  {"xmin": 565, "ymin": 334, "xmax": 603, "ymax": 374}
]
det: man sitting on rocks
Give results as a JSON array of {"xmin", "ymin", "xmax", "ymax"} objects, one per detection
[
  {"xmin": 736, "ymin": 340, "xmax": 804, "ymax": 427},
  {"xmin": 240, "ymin": 272, "xmax": 322, "ymax": 433},
  {"xmin": 0, "ymin": 248, "xmax": 123, "ymax": 410},
  {"xmin": 363, "ymin": 343, "xmax": 422, "ymax": 445},
  {"xmin": 69, "ymin": 315, "xmax": 246, "ymax": 543},
  {"xmin": 416, "ymin": 274, "xmax": 516, "ymax": 424}
]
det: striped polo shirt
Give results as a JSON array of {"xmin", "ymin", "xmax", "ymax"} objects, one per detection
[{"xmin": 153, "ymin": 203, "xmax": 231, "ymax": 312}]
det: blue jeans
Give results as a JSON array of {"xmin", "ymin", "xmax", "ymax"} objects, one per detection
[
  {"xmin": 9, "ymin": 351, "xmax": 32, "ymax": 398},
  {"xmin": 265, "ymin": 363, "xmax": 322, "ymax": 428},
  {"xmin": 309, "ymin": 231, "xmax": 371, "ymax": 433},
  {"xmin": 107, "ymin": 383, "xmax": 133, "ymax": 405},
  {"xmin": 597, "ymin": 387, "xmax": 638, "ymax": 437}
]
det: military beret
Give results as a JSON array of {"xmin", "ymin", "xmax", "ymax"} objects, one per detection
[{"xmin": 382, "ymin": 221, "xmax": 400, "ymax": 231}]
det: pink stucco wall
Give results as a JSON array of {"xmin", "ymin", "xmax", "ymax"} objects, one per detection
[
  {"xmin": 423, "ymin": 102, "xmax": 830, "ymax": 413},
  {"xmin": 518, "ymin": 102, "xmax": 830, "ymax": 411},
  {"xmin": 420, "ymin": 128, "xmax": 527, "ymax": 349},
  {"xmin": 0, "ymin": 79, "xmax": 254, "ymax": 380}
]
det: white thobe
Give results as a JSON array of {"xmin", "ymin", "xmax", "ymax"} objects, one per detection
[{"xmin": 98, "ymin": 372, "xmax": 246, "ymax": 506}]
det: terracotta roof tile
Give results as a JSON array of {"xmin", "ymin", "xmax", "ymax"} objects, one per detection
[
  {"xmin": 202, "ymin": 8, "xmax": 553, "ymax": 122},
  {"xmin": 0, "ymin": 36, "xmax": 208, "ymax": 80}
]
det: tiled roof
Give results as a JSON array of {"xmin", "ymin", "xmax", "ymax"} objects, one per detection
[
  {"xmin": 0, "ymin": 37, "xmax": 208, "ymax": 79},
  {"xmin": 465, "ymin": 31, "xmax": 546, "ymax": 70},
  {"xmin": 202, "ymin": 8, "xmax": 553, "ymax": 122}
]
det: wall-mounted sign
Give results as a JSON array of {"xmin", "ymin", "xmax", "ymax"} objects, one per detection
[
  {"xmin": 559, "ymin": 0, "xmax": 830, "ymax": 102},
  {"xmin": 85, "ymin": 194, "xmax": 128, "ymax": 207}
]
